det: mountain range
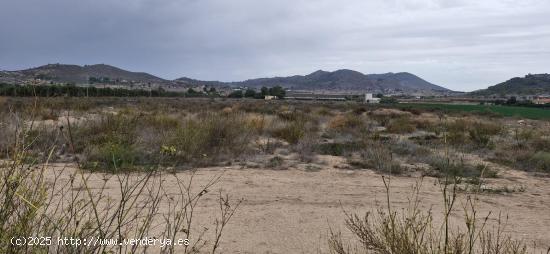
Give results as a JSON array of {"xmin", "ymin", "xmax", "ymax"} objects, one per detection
[
  {"xmin": 176, "ymin": 69, "xmax": 450, "ymax": 93},
  {"xmin": 1, "ymin": 63, "xmax": 450, "ymax": 94},
  {"xmin": 0, "ymin": 64, "xmax": 166, "ymax": 84}
]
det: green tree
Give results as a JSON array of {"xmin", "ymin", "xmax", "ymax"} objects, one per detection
[
  {"xmin": 244, "ymin": 89, "xmax": 256, "ymax": 98},
  {"xmin": 260, "ymin": 87, "xmax": 269, "ymax": 96},
  {"xmin": 269, "ymin": 86, "xmax": 286, "ymax": 99},
  {"xmin": 228, "ymin": 90, "xmax": 243, "ymax": 98},
  {"xmin": 380, "ymin": 96, "xmax": 398, "ymax": 104}
]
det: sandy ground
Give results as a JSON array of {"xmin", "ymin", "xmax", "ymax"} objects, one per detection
[{"xmin": 43, "ymin": 161, "xmax": 550, "ymax": 254}]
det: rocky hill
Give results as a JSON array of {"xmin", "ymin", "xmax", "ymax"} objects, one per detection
[
  {"xmin": 1, "ymin": 64, "xmax": 167, "ymax": 84},
  {"xmin": 471, "ymin": 74, "xmax": 550, "ymax": 96},
  {"xmin": 1, "ymin": 64, "xmax": 451, "ymax": 94},
  {"xmin": 176, "ymin": 69, "xmax": 450, "ymax": 94}
]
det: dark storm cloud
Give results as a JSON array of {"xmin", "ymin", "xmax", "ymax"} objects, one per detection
[{"xmin": 1, "ymin": 0, "xmax": 549, "ymax": 91}]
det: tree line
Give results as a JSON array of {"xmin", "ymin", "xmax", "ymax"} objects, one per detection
[
  {"xmin": 0, "ymin": 83, "xmax": 196, "ymax": 97},
  {"xmin": 0, "ymin": 83, "xmax": 287, "ymax": 99},
  {"xmin": 228, "ymin": 86, "xmax": 286, "ymax": 99}
]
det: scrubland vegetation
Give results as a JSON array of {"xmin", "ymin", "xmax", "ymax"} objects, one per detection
[{"xmin": 1, "ymin": 96, "xmax": 549, "ymax": 253}]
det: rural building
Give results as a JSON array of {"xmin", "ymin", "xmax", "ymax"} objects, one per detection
[
  {"xmin": 285, "ymin": 92, "xmax": 347, "ymax": 101},
  {"xmin": 365, "ymin": 93, "xmax": 380, "ymax": 103},
  {"xmin": 264, "ymin": 95, "xmax": 278, "ymax": 100},
  {"xmin": 533, "ymin": 97, "xmax": 550, "ymax": 105}
]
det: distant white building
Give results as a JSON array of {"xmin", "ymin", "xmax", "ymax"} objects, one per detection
[
  {"xmin": 365, "ymin": 93, "xmax": 380, "ymax": 103},
  {"xmin": 264, "ymin": 95, "xmax": 278, "ymax": 100}
]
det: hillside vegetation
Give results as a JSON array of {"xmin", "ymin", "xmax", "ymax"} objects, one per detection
[
  {"xmin": 472, "ymin": 74, "xmax": 550, "ymax": 96},
  {"xmin": 1, "ymin": 64, "xmax": 451, "ymax": 94}
]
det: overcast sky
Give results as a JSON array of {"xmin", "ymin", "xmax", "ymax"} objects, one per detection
[{"xmin": 1, "ymin": 0, "xmax": 549, "ymax": 91}]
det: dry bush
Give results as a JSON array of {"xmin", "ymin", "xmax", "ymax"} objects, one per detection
[
  {"xmin": 245, "ymin": 113, "xmax": 273, "ymax": 134},
  {"xmin": 75, "ymin": 114, "xmax": 143, "ymax": 171},
  {"xmin": 276, "ymin": 109, "xmax": 306, "ymax": 121},
  {"xmin": 445, "ymin": 119, "xmax": 471, "ymax": 145},
  {"xmin": 329, "ymin": 177, "xmax": 531, "ymax": 254},
  {"xmin": 421, "ymin": 152, "xmax": 498, "ymax": 179},
  {"xmin": 369, "ymin": 108, "xmax": 412, "ymax": 127},
  {"xmin": 165, "ymin": 112, "xmax": 253, "ymax": 166},
  {"xmin": 0, "ymin": 96, "xmax": 6, "ymax": 108},
  {"xmin": 411, "ymin": 118, "xmax": 440, "ymax": 133},
  {"xmin": 512, "ymin": 128, "xmax": 536, "ymax": 147},
  {"xmin": 315, "ymin": 107, "xmax": 334, "ymax": 116},
  {"xmin": 316, "ymin": 142, "xmax": 363, "ymax": 157},
  {"xmin": 445, "ymin": 119, "xmax": 502, "ymax": 148},
  {"xmin": 0, "ymin": 112, "xmax": 15, "ymax": 158},
  {"xmin": 270, "ymin": 108, "xmax": 318, "ymax": 145},
  {"xmin": 271, "ymin": 121, "xmax": 306, "ymax": 144},
  {"xmin": 266, "ymin": 156, "xmax": 284, "ymax": 168},
  {"xmin": 293, "ymin": 131, "xmax": 321, "ymax": 162},
  {"xmin": 390, "ymin": 139, "xmax": 431, "ymax": 158},
  {"xmin": 529, "ymin": 151, "xmax": 550, "ymax": 172},
  {"xmin": 529, "ymin": 137, "xmax": 550, "ymax": 151},
  {"xmin": 0, "ymin": 110, "xmax": 64, "ymax": 161},
  {"xmin": 468, "ymin": 121, "xmax": 502, "ymax": 147},
  {"xmin": 0, "ymin": 115, "xmax": 241, "ymax": 253},
  {"xmin": 63, "ymin": 110, "xmax": 255, "ymax": 170},
  {"xmin": 142, "ymin": 113, "xmax": 182, "ymax": 130},
  {"xmin": 328, "ymin": 114, "xmax": 364, "ymax": 131},
  {"xmin": 349, "ymin": 141, "xmax": 402, "ymax": 174},
  {"xmin": 386, "ymin": 117, "xmax": 417, "ymax": 134},
  {"xmin": 492, "ymin": 127, "xmax": 550, "ymax": 172}
]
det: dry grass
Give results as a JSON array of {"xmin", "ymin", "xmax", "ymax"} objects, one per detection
[
  {"xmin": 0, "ymin": 97, "xmax": 548, "ymax": 176},
  {"xmin": 386, "ymin": 116, "xmax": 417, "ymax": 134},
  {"xmin": 328, "ymin": 114, "xmax": 364, "ymax": 130},
  {"xmin": 1, "ymin": 97, "xmax": 549, "ymax": 253},
  {"xmin": 329, "ymin": 176, "xmax": 532, "ymax": 254},
  {"xmin": 0, "ymin": 113, "xmax": 242, "ymax": 253}
]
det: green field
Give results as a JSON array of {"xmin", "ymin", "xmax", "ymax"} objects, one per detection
[{"xmin": 397, "ymin": 103, "xmax": 550, "ymax": 120}]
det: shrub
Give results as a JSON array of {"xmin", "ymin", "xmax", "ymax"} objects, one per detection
[
  {"xmin": 409, "ymin": 134, "xmax": 440, "ymax": 146},
  {"xmin": 390, "ymin": 140, "xmax": 431, "ymax": 157},
  {"xmin": 266, "ymin": 156, "xmax": 284, "ymax": 168},
  {"xmin": 245, "ymin": 114, "xmax": 268, "ymax": 134},
  {"xmin": 445, "ymin": 119, "xmax": 502, "ymax": 147},
  {"xmin": 328, "ymin": 114, "xmax": 364, "ymax": 130},
  {"xmin": 142, "ymin": 113, "xmax": 181, "ymax": 130},
  {"xmin": 329, "ymin": 178, "xmax": 528, "ymax": 254},
  {"xmin": 468, "ymin": 121, "xmax": 502, "ymax": 147},
  {"xmin": 423, "ymin": 155, "xmax": 498, "ymax": 179},
  {"xmin": 447, "ymin": 118, "xmax": 470, "ymax": 133},
  {"xmin": 386, "ymin": 117, "xmax": 416, "ymax": 134},
  {"xmin": 294, "ymin": 133, "xmax": 319, "ymax": 162},
  {"xmin": 529, "ymin": 137, "xmax": 550, "ymax": 151},
  {"xmin": 513, "ymin": 128, "xmax": 536, "ymax": 146},
  {"xmin": 167, "ymin": 112, "xmax": 252, "ymax": 166},
  {"xmin": 316, "ymin": 142, "xmax": 362, "ymax": 156},
  {"xmin": 530, "ymin": 151, "xmax": 550, "ymax": 172},
  {"xmin": 276, "ymin": 110, "xmax": 306, "ymax": 121},
  {"xmin": 0, "ymin": 141, "xmax": 240, "ymax": 253},
  {"xmin": 315, "ymin": 107, "xmax": 334, "ymax": 116},
  {"xmin": 350, "ymin": 142, "xmax": 402, "ymax": 174},
  {"xmin": 84, "ymin": 142, "xmax": 141, "ymax": 171},
  {"xmin": 271, "ymin": 121, "xmax": 306, "ymax": 144},
  {"xmin": 75, "ymin": 114, "xmax": 138, "ymax": 152}
]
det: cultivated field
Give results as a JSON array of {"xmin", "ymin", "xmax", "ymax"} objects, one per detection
[{"xmin": 1, "ymin": 97, "xmax": 550, "ymax": 253}]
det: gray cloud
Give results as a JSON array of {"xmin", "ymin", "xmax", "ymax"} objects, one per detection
[{"xmin": 1, "ymin": 0, "xmax": 549, "ymax": 91}]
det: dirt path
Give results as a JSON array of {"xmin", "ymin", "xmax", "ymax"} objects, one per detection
[
  {"xmin": 192, "ymin": 168, "xmax": 550, "ymax": 253},
  {"xmin": 44, "ymin": 163, "xmax": 550, "ymax": 253}
]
